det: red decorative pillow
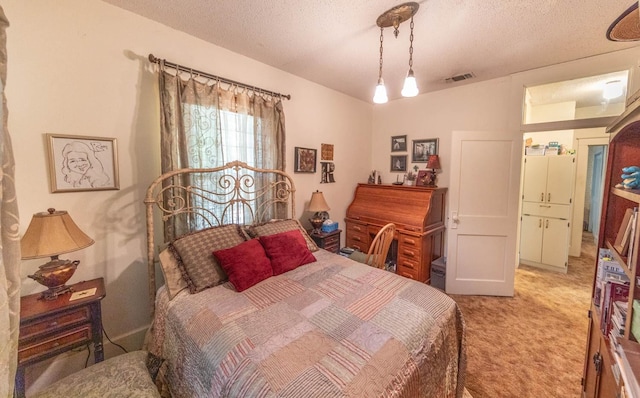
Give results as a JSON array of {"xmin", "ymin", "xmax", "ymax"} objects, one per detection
[
  {"xmin": 259, "ymin": 229, "xmax": 316, "ymax": 275},
  {"xmin": 213, "ymin": 239, "xmax": 273, "ymax": 292}
]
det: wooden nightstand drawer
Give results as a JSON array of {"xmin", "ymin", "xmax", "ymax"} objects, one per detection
[
  {"xmin": 323, "ymin": 234, "xmax": 340, "ymax": 246},
  {"xmin": 15, "ymin": 278, "xmax": 107, "ymax": 398},
  {"xmin": 18, "ymin": 325, "xmax": 92, "ymax": 365},
  {"xmin": 20, "ymin": 307, "xmax": 90, "ymax": 341}
]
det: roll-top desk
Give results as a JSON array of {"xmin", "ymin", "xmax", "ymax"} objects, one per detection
[{"xmin": 345, "ymin": 183, "xmax": 446, "ymax": 283}]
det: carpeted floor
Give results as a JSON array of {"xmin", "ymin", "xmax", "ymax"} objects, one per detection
[{"xmin": 451, "ymin": 233, "xmax": 596, "ymax": 398}]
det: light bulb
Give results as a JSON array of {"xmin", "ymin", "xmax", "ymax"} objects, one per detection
[
  {"xmin": 373, "ymin": 78, "xmax": 388, "ymax": 104},
  {"xmin": 401, "ymin": 69, "xmax": 419, "ymax": 97}
]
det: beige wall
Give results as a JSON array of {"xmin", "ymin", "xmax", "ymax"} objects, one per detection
[{"xmin": 4, "ymin": 0, "xmax": 372, "ymax": 392}]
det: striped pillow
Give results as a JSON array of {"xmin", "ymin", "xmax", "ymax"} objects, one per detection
[
  {"xmin": 170, "ymin": 224, "xmax": 246, "ymax": 293},
  {"xmin": 246, "ymin": 219, "xmax": 319, "ymax": 252}
]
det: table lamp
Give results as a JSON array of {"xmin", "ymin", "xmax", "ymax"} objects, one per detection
[
  {"xmin": 426, "ymin": 155, "xmax": 441, "ymax": 187},
  {"xmin": 308, "ymin": 191, "xmax": 330, "ymax": 234},
  {"xmin": 21, "ymin": 208, "xmax": 94, "ymax": 300}
]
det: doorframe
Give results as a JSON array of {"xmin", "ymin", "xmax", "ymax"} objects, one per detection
[{"xmin": 569, "ymin": 132, "xmax": 609, "ymax": 257}]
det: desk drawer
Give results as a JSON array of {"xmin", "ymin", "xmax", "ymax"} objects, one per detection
[
  {"xmin": 398, "ymin": 234, "xmax": 420, "ymax": 249},
  {"xmin": 20, "ymin": 307, "xmax": 90, "ymax": 341},
  {"xmin": 18, "ymin": 325, "xmax": 92, "ymax": 365},
  {"xmin": 396, "ymin": 263, "xmax": 419, "ymax": 280},
  {"xmin": 347, "ymin": 231, "xmax": 369, "ymax": 253},
  {"xmin": 347, "ymin": 223, "xmax": 367, "ymax": 234}
]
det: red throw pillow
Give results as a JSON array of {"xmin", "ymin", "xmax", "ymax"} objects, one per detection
[
  {"xmin": 259, "ymin": 229, "xmax": 316, "ymax": 275},
  {"xmin": 213, "ymin": 239, "xmax": 273, "ymax": 292}
]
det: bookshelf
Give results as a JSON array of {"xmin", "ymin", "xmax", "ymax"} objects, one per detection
[{"xmin": 582, "ymin": 110, "xmax": 640, "ymax": 398}]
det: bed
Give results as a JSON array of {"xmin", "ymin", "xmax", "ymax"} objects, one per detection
[{"xmin": 144, "ymin": 161, "xmax": 466, "ymax": 397}]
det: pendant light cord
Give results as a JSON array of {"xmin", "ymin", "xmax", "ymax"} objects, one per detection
[
  {"xmin": 378, "ymin": 27, "xmax": 384, "ymax": 82},
  {"xmin": 408, "ymin": 17, "xmax": 414, "ymax": 71}
]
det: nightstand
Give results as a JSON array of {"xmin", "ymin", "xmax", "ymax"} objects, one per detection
[
  {"xmin": 309, "ymin": 229, "xmax": 342, "ymax": 254},
  {"xmin": 14, "ymin": 277, "xmax": 106, "ymax": 398}
]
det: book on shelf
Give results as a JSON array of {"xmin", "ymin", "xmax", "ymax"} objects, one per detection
[
  {"xmin": 595, "ymin": 249, "xmax": 626, "ymax": 308},
  {"xmin": 626, "ymin": 207, "xmax": 638, "ymax": 270},
  {"xmin": 601, "ymin": 280, "xmax": 630, "ymax": 336},
  {"xmin": 616, "ymin": 339, "xmax": 640, "ymax": 398},
  {"xmin": 614, "ymin": 207, "xmax": 635, "ymax": 257}
]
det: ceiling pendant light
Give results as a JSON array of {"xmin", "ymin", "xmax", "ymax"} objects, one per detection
[
  {"xmin": 373, "ymin": 2, "xmax": 419, "ymax": 104},
  {"xmin": 373, "ymin": 27, "xmax": 388, "ymax": 104},
  {"xmin": 603, "ymin": 80, "xmax": 623, "ymax": 100},
  {"xmin": 401, "ymin": 16, "xmax": 418, "ymax": 97}
]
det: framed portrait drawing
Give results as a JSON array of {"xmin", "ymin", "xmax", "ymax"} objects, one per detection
[
  {"xmin": 294, "ymin": 147, "xmax": 317, "ymax": 173},
  {"xmin": 390, "ymin": 155, "xmax": 407, "ymax": 172},
  {"xmin": 391, "ymin": 135, "xmax": 407, "ymax": 152},
  {"xmin": 412, "ymin": 138, "xmax": 439, "ymax": 162},
  {"xmin": 47, "ymin": 133, "xmax": 119, "ymax": 193}
]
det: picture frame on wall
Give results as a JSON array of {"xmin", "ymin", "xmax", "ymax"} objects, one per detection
[
  {"xmin": 294, "ymin": 147, "xmax": 317, "ymax": 173},
  {"xmin": 390, "ymin": 155, "xmax": 407, "ymax": 172},
  {"xmin": 47, "ymin": 133, "xmax": 119, "ymax": 193},
  {"xmin": 391, "ymin": 135, "xmax": 407, "ymax": 152},
  {"xmin": 412, "ymin": 138, "xmax": 439, "ymax": 162}
]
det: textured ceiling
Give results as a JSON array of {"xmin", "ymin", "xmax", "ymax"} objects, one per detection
[{"xmin": 102, "ymin": 0, "xmax": 640, "ymax": 103}]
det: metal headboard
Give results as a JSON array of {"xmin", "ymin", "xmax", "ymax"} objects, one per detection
[{"xmin": 144, "ymin": 161, "xmax": 296, "ymax": 315}]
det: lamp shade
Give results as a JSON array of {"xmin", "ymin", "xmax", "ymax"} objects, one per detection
[
  {"xmin": 426, "ymin": 155, "xmax": 441, "ymax": 170},
  {"xmin": 21, "ymin": 208, "xmax": 94, "ymax": 259},
  {"xmin": 308, "ymin": 191, "xmax": 330, "ymax": 213}
]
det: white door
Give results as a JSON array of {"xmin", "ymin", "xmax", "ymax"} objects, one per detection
[
  {"xmin": 541, "ymin": 217, "xmax": 570, "ymax": 268},
  {"xmin": 447, "ymin": 130, "xmax": 521, "ymax": 296},
  {"xmin": 520, "ymin": 215, "xmax": 543, "ymax": 263},
  {"xmin": 546, "ymin": 156, "xmax": 575, "ymax": 205},
  {"xmin": 522, "ymin": 156, "xmax": 548, "ymax": 203}
]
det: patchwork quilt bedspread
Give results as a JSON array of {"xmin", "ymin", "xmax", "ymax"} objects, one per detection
[{"xmin": 150, "ymin": 249, "xmax": 466, "ymax": 397}]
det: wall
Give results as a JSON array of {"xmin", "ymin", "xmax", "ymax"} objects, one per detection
[
  {"xmin": 372, "ymin": 46, "xmax": 640, "ymax": 275},
  {"xmin": 4, "ymin": 0, "xmax": 372, "ymax": 392}
]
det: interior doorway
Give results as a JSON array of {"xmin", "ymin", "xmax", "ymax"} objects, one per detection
[
  {"xmin": 585, "ymin": 145, "xmax": 606, "ymax": 242},
  {"xmin": 520, "ymin": 129, "xmax": 609, "ymax": 265}
]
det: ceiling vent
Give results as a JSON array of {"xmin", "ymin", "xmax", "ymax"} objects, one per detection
[{"xmin": 445, "ymin": 72, "xmax": 475, "ymax": 83}]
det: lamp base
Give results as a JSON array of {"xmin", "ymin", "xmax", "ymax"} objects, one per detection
[
  {"xmin": 309, "ymin": 217, "xmax": 324, "ymax": 234},
  {"xmin": 39, "ymin": 284, "xmax": 74, "ymax": 300},
  {"xmin": 28, "ymin": 258, "xmax": 80, "ymax": 300}
]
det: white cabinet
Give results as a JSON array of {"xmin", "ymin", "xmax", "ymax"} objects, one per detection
[
  {"xmin": 522, "ymin": 156, "xmax": 575, "ymax": 205},
  {"xmin": 520, "ymin": 155, "xmax": 575, "ymax": 272}
]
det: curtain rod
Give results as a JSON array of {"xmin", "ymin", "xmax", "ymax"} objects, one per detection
[{"xmin": 148, "ymin": 54, "xmax": 291, "ymax": 100}]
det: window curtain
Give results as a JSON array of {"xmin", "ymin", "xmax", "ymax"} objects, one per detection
[
  {"xmin": 157, "ymin": 66, "xmax": 286, "ymax": 240},
  {"xmin": 0, "ymin": 6, "xmax": 21, "ymax": 397}
]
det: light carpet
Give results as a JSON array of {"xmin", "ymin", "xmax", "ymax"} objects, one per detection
[{"xmin": 453, "ymin": 233, "xmax": 595, "ymax": 397}]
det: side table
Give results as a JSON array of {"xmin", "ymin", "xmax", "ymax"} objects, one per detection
[
  {"xmin": 14, "ymin": 277, "xmax": 106, "ymax": 398},
  {"xmin": 309, "ymin": 229, "xmax": 342, "ymax": 254}
]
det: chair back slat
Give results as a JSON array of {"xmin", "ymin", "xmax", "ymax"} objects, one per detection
[{"xmin": 365, "ymin": 223, "xmax": 396, "ymax": 269}]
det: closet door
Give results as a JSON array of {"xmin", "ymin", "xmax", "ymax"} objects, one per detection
[
  {"xmin": 520, "ymin": 214, "xmax": 543, "ymax": 262},
  {"xmin": 541, "ymin": 217, "xmax": 570, "ymax": 268},
  {"xmin": 522, "ymin": 156, "xmax": 548, "ymax": 203},
  {"xmin": 545, "ymin": 156, "xmax": 575, "ymax": 205}
]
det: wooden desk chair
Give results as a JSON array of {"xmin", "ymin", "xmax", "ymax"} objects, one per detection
[{"xmin": 350, "ymin": 223, "xmax": 396, "ymax": 269}]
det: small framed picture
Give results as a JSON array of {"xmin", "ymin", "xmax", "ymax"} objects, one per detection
[
  {"xmin": 412, "ymin": 138, "xmax": 439, "ymax": 162},
  {"xmin": 391, "ymin": 135, "xmax": 407, "ymax": 152},
  {"xmin": 416, "ymin": 170, "xmax": 434, "ymax": 186},
  {"xmin": 390, "ymin": 155, "xmax": 407, "ymax": 172},
  {"xmin": 47, "ymin": 133, "xmax": 119, "ymax": 193},
  {"xmin": 294, "ymin": 147, "xmax": 317, "ymax": 173}
]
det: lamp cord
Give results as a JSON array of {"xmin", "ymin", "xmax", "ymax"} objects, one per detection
[{"xmin": 102, "ymin": 321, "xmax": 128, "ymax": 354}]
